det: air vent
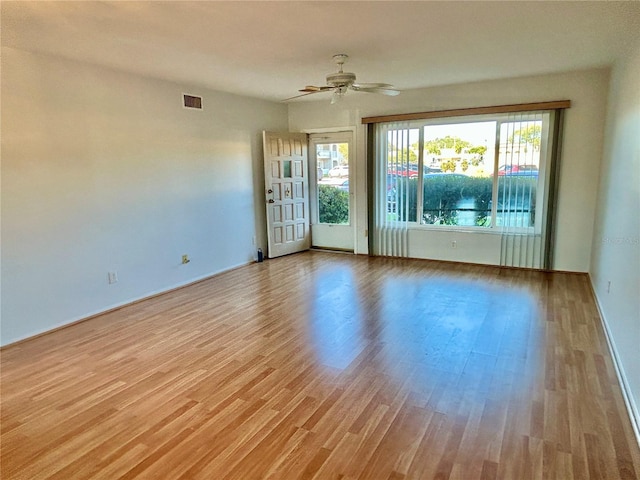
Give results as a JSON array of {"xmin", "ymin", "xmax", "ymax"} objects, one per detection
[{"xmin": 183, "ymin": 94, "xmax": 203, "ymax": 110}]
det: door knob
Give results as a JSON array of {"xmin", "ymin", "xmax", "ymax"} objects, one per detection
[
  {"xmin": 268, "ymin": 199, "xmax": 275, "ymax": 203},
  {"xmin": 267, "ymin": 189, "xmax": 273, "ymax": 194}
]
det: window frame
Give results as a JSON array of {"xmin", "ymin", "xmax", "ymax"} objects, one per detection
[{"xmin": 382, "ymin": 111, "xmax": 553, "ymax": 234}]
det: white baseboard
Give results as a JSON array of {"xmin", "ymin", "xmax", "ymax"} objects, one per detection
[
  {"xmin": 588, "ymin": 275, "xmax": 640, "ymax": 448},
  {"xmin": 1, "ymin": 260, "xmax": 253, "ymax": 348}
]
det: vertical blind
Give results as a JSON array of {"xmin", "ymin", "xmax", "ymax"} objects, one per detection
[
  {"xmin": 367, "ymin": 102, "xmax": 567, "ymax": 269},
  {"xmin": 372, "ymin": 121, "xmax": 412, "ymax": 257},
  {"xmin": 498, "ymin": 110, "xmax": 551, "ymax": 269}
]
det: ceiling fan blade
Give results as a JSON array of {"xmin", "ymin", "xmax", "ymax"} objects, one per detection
[
  {"xmin": 285, "ymin": 84, "xmax": 338, "ymax": 101},
  {"xmin": 299, "ymin": 85, "xmax": 334, "ymax": 93},
  {"xmin": 351, "ymin": 83, "xmax": 393, "ymax": 89},
  {"xmin": 350, "ymin": 85, "xmax": 400, "ymax": 96},
  {"xmin": 282, "ymin": 90, "xmax": 327, "ymax": 101}
]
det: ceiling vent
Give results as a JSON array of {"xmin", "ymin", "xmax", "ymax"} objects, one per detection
[{"xmin": 183, "ymin": 94, "xmax": 203, "ymax": 110}]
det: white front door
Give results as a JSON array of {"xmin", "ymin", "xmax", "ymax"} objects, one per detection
[
  {"xmin": 309, "ymin": 132, "xmax": 355, "ymax": 251},
  {"xmin": 263, "ymin": 131, "xmax": 310, "ymax": 258}
]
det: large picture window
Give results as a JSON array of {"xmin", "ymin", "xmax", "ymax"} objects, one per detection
[
  {"xmin": 367, "ymin": 102, "xmax": 568, "ymax": 268},
  {"xmin": 383, "ymin": 113, "xmax": 549, "ymax": 231}
]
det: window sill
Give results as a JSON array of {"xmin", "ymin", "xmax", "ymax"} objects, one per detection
[{"xmin": 406, "ymin": 223, "xmax": 538, "ymax": 236}]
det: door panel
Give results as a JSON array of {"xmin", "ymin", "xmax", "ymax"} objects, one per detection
[
  {"xmin": 263, "ymin": 132, "xmax": 310, "ymax": 258},
  {"xmin": 309, "ymin": 132, "xmax": 354, "ymax": 251}
]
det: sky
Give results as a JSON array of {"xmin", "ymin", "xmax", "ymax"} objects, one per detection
[{"xmin": 423, "ymin": 121, "xmax": 496, "ymax": 147}]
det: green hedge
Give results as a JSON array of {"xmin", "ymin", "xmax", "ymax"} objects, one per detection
[
  {"xmin": 318, "ymin": 184, "xmax": 349, "ymax": 224},
  {"xmin": 393, "ymin": 175, "xmax": 536, "ymax": 225},
  {"xmin": 317, "ymin": 176, "xmax": 536, "ymax": 227}
]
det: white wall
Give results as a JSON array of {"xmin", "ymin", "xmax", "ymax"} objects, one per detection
[
  {"xmin": 590, "ymin": 46, "xmax": 640, "ymax": 439},
  {"xmin": 289, "ymin": 69, "xmax": 610, "ymax": 271},
  {"xmin": 0, "ymin": 48, "xmax": 288, "ymax": 346}
]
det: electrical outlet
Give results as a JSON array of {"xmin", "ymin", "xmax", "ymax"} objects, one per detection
[
  {"xmin": 607, "ymin": 280, "xmax": 611, "ymax": 294},
  {"xmin": 451, "ymin": 240, "xmax": 457, "ymax": 249},
  {"xmin": 108, "ymin": 271, "xmax": 118, "ymax": 284},
  {"xmin": 181, "ymin": 254, "xmax": 190, "ymax": 265}
]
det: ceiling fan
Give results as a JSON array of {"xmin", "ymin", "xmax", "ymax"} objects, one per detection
[{"xmin": 285, "ymin": 54, "xmax": 400, "ymax": 103}]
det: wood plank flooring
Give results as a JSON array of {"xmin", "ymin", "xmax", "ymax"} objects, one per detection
[{"xmin": 1, "ymin": 251, "xmax": 639, "ymax": 479}]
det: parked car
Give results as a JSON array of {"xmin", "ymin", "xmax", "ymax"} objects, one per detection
[
  {"xmin": 409, "ymin": 165, "xmax": 443, "ymax": 177},
  {"xmin": 388, "ymin": 164, "xmax": 442, "ymax": 178},
  {"xmin": 336, "ymin": 179, "xmax": 349, "ymax": 192},
  {"xmin": 320, "ymin": 178, "xmax": 350, "ymax": 191},
  {"xmin": 391, "ymin": 165, "xmax": 419, "ymax": 177},
  {"xmin": 328, "ymin": 165, "xmax": 349, "ymax": 177},
  {"xmin": 497, "ymin": 164, "xmax": 538, "ymax": 176}
]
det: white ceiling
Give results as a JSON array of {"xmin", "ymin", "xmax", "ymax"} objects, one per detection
[{"xmin": 2, "ymin": 1, "xmax": 639, "ymax": 102}]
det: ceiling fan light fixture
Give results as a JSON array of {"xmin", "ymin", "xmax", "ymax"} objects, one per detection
[{"xmin": 331, "ymin": 85, "xmax": 349, "ymax": 104}]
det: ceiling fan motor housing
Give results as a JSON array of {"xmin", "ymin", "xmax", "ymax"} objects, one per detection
[{"xmin": 326, "ymin": 72, "xmax": 356, "ymax": 87}]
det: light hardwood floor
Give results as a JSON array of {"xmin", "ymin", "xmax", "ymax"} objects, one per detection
[{"xmin": 2, "ymin": 251, "xmax": 639, "ymax": 479}]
